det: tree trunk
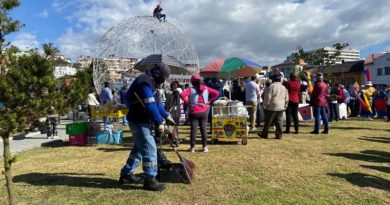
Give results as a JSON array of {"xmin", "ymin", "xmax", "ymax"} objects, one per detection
[
  {"xmin": 72, "ymin": 108, "xmax": 77, "ymax": 122},
  {"xmin": 2, "ymin": 133, "xmax": 16, "ymax": 205}
]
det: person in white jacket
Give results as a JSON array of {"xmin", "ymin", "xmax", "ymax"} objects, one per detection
[{"xmin": 87, "ymin": 88, "xmax": 100, "ymax": 121}]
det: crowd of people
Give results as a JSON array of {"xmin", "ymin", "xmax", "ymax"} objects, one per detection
[{"xmin": 84, "ymin": 63, "xmax": 390, "ymax": 192}]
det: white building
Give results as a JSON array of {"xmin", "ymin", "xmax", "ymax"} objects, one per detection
[
  {"xmin": 77, "ymin": 55, "xmax": 93, "ymax": 69},
  {"xmin": 287, "ymin": 47, "xmax": 360, "ymax": 64},
  {"xmin": 322, "ymin": 47, "xmax": 360, "ymax": 64},
  {"xmin": 54, "ymin": 64, "xmax": 77, "ymax": 79},
  {"xmin": 364, "ymin": 52, "xmax": 390, "ymax": 85}
]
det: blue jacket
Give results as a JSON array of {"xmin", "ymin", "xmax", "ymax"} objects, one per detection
[
  {"xmin": 125, "ymin": 73, "xmax": 168, "ymax": 125},
  {"xmin": 100, "ymin": 87, "xmax": 113, "ymax": 104}
]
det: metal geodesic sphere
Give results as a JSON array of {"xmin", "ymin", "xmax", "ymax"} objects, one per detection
[{"xmin": 93, "ymin": 16, "xmax": 199, "ymax": 92}]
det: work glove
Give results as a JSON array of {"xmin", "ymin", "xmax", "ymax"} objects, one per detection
[
  {"xmin": 157, "ymin": 123, "xmax": 165, "ymax": 135},
  {"xmin": 165, "ymin": 114, "xmax": 176, "ymax": 125}
]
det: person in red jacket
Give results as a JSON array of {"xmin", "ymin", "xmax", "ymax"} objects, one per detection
[
  {"xmin": 180, "ymin": 74, "xmax": 219, "ymax": 153},
  {"xmin": 310, "ymin": 73, "xmax": 330, "ymax": 134},
  {"xmin": 284, "ymin": 72, "xmax": 301, "ymax": 134}
]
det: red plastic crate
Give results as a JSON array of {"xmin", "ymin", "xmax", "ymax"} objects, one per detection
[{"xmin": 68, "ymin": 134, "xmax": 88, "ymax": 146}]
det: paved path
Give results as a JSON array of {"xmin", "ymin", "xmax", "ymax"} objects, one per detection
[{"xmin": 0, "ymin": 119, "xmax": 72, "ymax": 156}]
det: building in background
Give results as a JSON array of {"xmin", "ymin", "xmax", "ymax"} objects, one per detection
[
  {"xmin": 324, "ymin": 60, "xmax": 365, "ymax": 86},
  {"xmin": 364, "ymin": 52, "xmax": 390, "ymax": 85},
  {"xmin": 286, "ymin": 47, "xmax": 360, "ymax": 65},
  {"xmin": 271, "ymin": 59, "xmax": 306, "ymax": 79},
  {"xmin": 54, "ymin": 64, "xmax": 77, "ymax": 79},
  {"xmin": 76, "ymin": 55, "xmax": 93, "ymax": 69},
  {"xmin": 93, "ymin": 55, "xmax": 139, "ymax": 83}
]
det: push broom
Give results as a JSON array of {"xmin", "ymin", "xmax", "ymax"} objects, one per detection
[{"xmin": 134, "ymin": 92, "xmax": 195, "ymax": 184}]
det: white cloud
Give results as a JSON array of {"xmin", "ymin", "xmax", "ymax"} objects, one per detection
[
  {"xmin": 54, "ymin": 0, "xmax": 390, "ymax": 66},
  {"xmin": 38, "ymin": 9, "xmax": 49, "ymax": 18},
  {"xmin": 12, "ymin": 33, "xmax": 39, "ymax": 50}
]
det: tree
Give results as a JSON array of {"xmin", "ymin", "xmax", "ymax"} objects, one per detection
[
  {"xmin": 0, "ymin": 1, "xmax": 24, "ymax": 204},
  {"xmin": 56, "ymin": 67, "xmax": 94, "ymax": 121},
  {"xmin": 291, "ymin": 43, "xmax": 350, "ymax": 73},
  {"xmin": 42, "ymin": 42, "xmax": 59, "ymax": 58},
  {"xmin": 0, "ymin": 49, "xmax": 59, "ymax": 205}
]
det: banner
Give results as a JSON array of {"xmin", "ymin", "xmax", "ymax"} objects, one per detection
[{"xmin": 307, "ymin": 71, "xmax": 313, "ymax": 94}]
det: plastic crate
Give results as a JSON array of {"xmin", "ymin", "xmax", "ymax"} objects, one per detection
[
  {"xmin": 66, "ymin": 121, "xmax": 88, "ymax": 135},
  {"xmin": 89, "ymin": 131, "xmax": 110, "ymax": 144},
  {"xmin": 88, "ymin": 130, "xmax": 123, "ymax": 144},
  {"xmin": 69, "ymin": 134, "xmax": 88, "ymax": 146},
  {"xmin": 87, "ymin": 122, "xmax": 104, "ymax": 134}
]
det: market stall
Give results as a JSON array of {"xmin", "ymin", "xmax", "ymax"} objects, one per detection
[{"xmin": 211, "ymin": 99, "xmax": 249, "ymax": 145}]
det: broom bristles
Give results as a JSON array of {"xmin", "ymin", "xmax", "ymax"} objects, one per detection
[{"xmin": 180, "ymin": 156, "xmax": 196, "ymax": 184}]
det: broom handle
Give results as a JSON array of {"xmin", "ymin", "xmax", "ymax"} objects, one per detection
[{"xmin": 134, "ymin": 92, "xmax": 182, "ymax": 158}]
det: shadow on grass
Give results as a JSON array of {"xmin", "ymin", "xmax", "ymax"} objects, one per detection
[
  {"xmin": 357, "ymin": 136, "xmax": 390, "ymax": 144},
  {"xmin": 41, "ymin": 140, "xmax": 68, "ymax": 148},
  {"xmin": 326, "ymin": 150, "xmax": 390, "ymax": 163},
  {"xmin": 96, "ymin": 147, "xmax": 131, "ymax": 152},
  {"xmin": 13, "ymin": 172, "xmax": 140, "ymax": 190},
  {"xmin": 328, "ymin": 173, "xmax": 390, "ymax": 191},
  {"xmin": 331, "ymin": 126, "xmax": 387, "ymax": 131},
  {"xmin": 360, "ymin": 165, "xmax": 390, "ymax": 174}
]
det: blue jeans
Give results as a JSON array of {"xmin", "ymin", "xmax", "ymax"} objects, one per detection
[
  {"xmin": 313, "ymin": 106, "xmax": 329, "ymax": 132},
  {"xmin": 122, "ymin": 116, "xmax": 128, "ymax": 125},
  {"xmin": 156, "ymin": 13, "xmax": 166, "ymax": 21},
  {"xmin": 120, "ymin": 123, "xmax": 158, "ymax": 178},
  {"xmin": 103, "ymin": 116, "xmax": 109, "ymax": 124},
  {"xmin": 387, "ymin": 105, "xmax": 390, "ymax": 121}
]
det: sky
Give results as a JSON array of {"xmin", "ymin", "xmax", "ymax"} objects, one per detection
[{"xmin": 8, "ymin": 0, "xmax": 390, "ymax": 67}]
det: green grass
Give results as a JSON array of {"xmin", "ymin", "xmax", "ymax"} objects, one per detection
[{"xmin": 1, "ymin": 119, "xmax": 390, "ymax": 205}]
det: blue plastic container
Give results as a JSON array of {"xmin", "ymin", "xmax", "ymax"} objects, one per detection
[
  {"xmin": 112, "ymin": 130, "xmax": 123, "ymax": 144},
  {"xmin": 94, "ymin": 131, "xmax": 111, "ymax": 144}
]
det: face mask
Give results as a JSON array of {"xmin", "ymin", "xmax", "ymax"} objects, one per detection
[
  {"xmin": 155, "ymin": 76, "xmax": 165, "ymax": 84},
  {"xmin": 192, "ymin": 81, "xmax": 200, "ymax": 87}
]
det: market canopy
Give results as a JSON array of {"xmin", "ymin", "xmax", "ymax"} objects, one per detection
[
  {"xmin": 200, "ymin": 58, "xmax": 225, "ymax": 77},
  {"xmin": 218, "ymin": 57, "xmax": 261, "ymax": 79}
]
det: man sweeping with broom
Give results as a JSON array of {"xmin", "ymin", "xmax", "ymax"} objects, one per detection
[{"xmin": 119, "ymin": 63, "xmax": 175, "ymax": 191}]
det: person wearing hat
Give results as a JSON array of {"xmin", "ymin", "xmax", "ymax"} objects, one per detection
[
  {"xmin": 119, "ymin": 63, "xmax": 175, "ymax": 191},
  {"xmin": 258, "ymin": 73, "xmax": 289, "ymax": 139},
  {"xmin": 309, "ymin": 73, "xmax": 330, "ymax": 134},
  {"xmin": 180, "ymin": 74, "xmax": 219, "ymax": 153}
]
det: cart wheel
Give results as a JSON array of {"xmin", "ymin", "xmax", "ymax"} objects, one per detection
[
  {"xmin": 211, "ymin": 139, "xmax": 218, "ymax": 144},
  {"xmin": 242, "ymin": 138, "xmax": 248, "ymax": 145}
]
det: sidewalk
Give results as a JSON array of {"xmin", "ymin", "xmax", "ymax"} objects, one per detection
[{"xmin": 0, "ymin": 119, "xmax": 72, "ymax": 157}]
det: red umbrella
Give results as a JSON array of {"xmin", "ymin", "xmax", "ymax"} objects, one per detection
[{"xmin": 200, "ymin": 58, "xmax": 224, "ymax": 77}]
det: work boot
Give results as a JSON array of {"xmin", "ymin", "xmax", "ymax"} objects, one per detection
[
  {"xmin": 119, "ymin": 174, "xmax": 144, "ymax": 185},
  {"xmin": 143, "ymin": 177, "xmax": 166, "ymax": 191}
]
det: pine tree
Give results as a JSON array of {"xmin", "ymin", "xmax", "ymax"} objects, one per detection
[
  {"xmin": 0, "ymin": 49, "xmax": 59, "ymax": 204},
  {"xmin": 0, "ymin": 1, "xmax": 24, "ymax": 204}
]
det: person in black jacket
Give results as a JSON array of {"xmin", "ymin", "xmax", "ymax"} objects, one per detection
[{"xmin": 153, "ymin": 4, "xmax": 166, "ymax": 22}]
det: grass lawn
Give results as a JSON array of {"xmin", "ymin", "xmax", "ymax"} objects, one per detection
[{"xmin": 1, "ymin": 119, "xmax": 389, "ymax": 205}]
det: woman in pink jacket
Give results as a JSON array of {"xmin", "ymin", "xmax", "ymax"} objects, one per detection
[{"xmin": 180, "ymin": 74, "xmax": 219, "ymax": 153}]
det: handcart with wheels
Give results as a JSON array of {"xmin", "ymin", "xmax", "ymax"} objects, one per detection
[{"xmin": 211, "ymin": 104, "xmax": 249, "ymax": 145}]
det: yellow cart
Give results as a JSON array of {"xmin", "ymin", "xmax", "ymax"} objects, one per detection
[
  {"xmin": 211, "ymin": 105, "xmax": 249, "ymax": 145},
  {"xmin": 91, "ymin": 107, "xmax": 128, "ymax": 118}
]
